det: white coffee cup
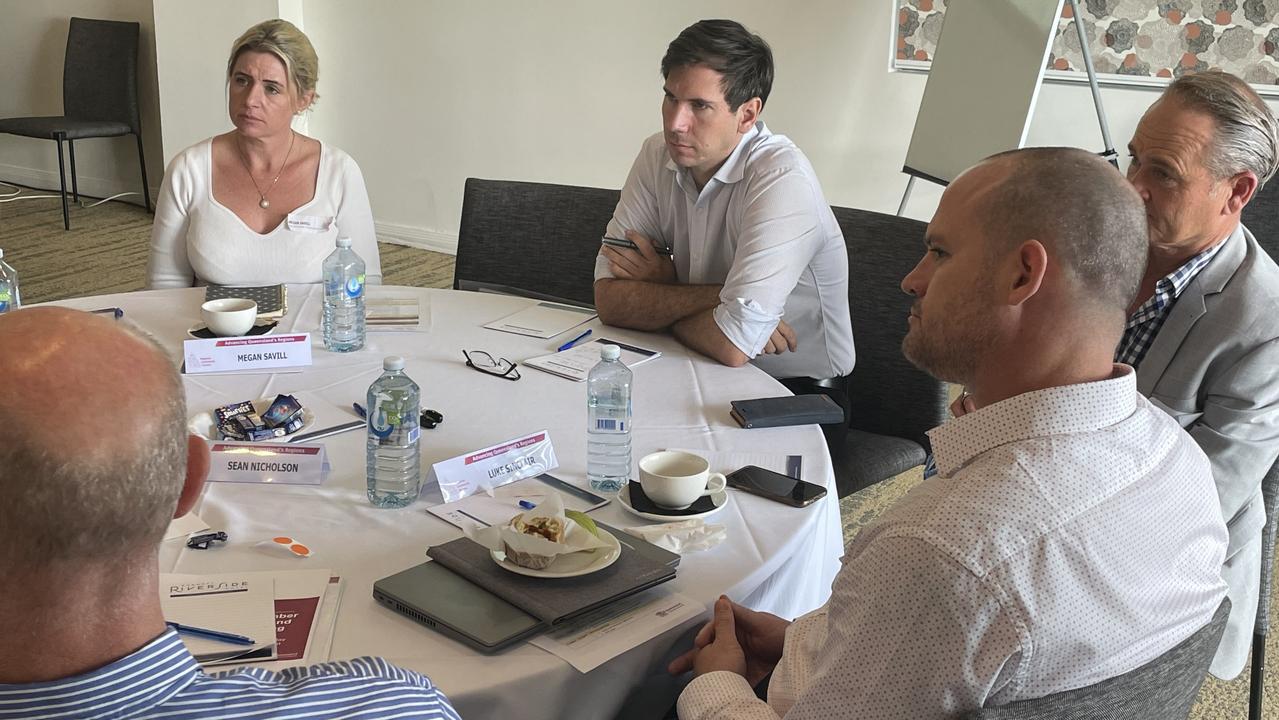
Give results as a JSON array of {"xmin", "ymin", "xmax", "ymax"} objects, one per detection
[
  {"xmin": 638, "ymin": 451, "xmax": 727, "ymax": 510},
  {"xmin": 200, "ymin": 298, "xmax": 258, "ymax": 337}
]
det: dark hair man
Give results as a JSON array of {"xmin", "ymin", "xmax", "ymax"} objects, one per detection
[{"xmin": 593, "ymin": 19, "xmax": 855, "ymax": 392}]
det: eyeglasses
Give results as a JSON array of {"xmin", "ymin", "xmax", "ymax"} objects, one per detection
[{"xmin": 464, "ymin": 349, "xmax": 521, "ymax": 381}]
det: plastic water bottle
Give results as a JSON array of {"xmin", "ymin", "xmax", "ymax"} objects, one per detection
[
  {"xmin": 587, "ymin": 344, "xmax": 632, "ymax": 492},
  {"xmin": 0, "ymin": 249, "xmax": 20, "ymax": 314},
  {"xmin": 322, "ymin": 236, "xmax": 365, "ymax": 352},
  {"xmin": 366, "ymin": 356, "xmax": 422, "ymax": 508}
]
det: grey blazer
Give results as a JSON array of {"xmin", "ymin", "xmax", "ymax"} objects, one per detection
[{"xmin": 1136, "ymin": 223, "xmax": 1279, "ymax": 678}]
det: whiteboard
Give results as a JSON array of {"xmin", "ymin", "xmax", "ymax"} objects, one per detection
[{"xmin": 903, "ymin": 0, "xmax": 1065, "ymax": 185}]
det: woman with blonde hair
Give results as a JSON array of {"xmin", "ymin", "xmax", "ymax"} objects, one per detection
[{"xmin": 147, "ymin": 19, "xmax": 381, "ymax": 288}]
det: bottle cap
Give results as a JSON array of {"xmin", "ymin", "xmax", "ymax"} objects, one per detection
[
  {"xmin": 336, "ymin": 236, "xmax": 353, "ymax": 248},
  {"xmin": 600, "ymin": 344, "xmax": 621, "ymax": 360},
  {"xmin": 383, "ymin": 355, "xmax": 405, "ymax": 371}
]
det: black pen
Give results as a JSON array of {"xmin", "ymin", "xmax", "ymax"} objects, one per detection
[
  {"xmin": 602, "ymin": 236, "xmax": 674, "ymax": 258},
  {"xmin": 90, "ymin": 307, "xmax": 124, "ymax": 319}
]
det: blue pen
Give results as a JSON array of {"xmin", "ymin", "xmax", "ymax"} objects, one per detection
[
  {"xmin": 166, "ymin": 621, "xmax": 256, "ymax": 646},
  {"xmin": 518, "ymin": 500, "xmax": 537, "ymax": 510},
  {"xmin": 90, "ymin": 307, "xmax": 124, "ymax": 319},
  {"xmin": 352, "ymin": 402, "xmax": 366, "ymax": 419},
  {"xmin": 557, "ymin": 329, "xmax": 593, "ymax": 352}
]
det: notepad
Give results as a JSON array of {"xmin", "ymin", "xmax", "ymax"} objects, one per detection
[
  {"xmin": 484, "ymin": 302, "xmax": 597, "ymax": 338},
  {"xmin": 159, "ymin": 572, "xmax": 277, "ymax": 665},
  {"xmin": 523, "ymin": 338, "xmax": 661, "ymax": 381}
]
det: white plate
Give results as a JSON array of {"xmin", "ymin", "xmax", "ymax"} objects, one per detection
[
  {"xmin": 491, "ymin": 528, "xmax": 622, "ymax": 578},
  {"xmin": 187, "ymin": 320, "xmax": 278, "ymax": 340},
  {"xmin": 188, "ymin": 397, "xmax": 316, "ymax": 443},
  {"xmin": 616, "ymin": 484, "xmax": 728, "ymax": 522}
]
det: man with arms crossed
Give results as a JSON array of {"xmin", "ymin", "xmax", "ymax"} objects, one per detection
[
  {"xmin": 594, "ymin": 19, "xmax": 854, "ymax": 392},
  {"xmin": 1122, "ymin": 70, "xmax": 1279, "ymax": 679},
  {"xmin": 0, "ymin": 308, "xmax": 460, "ymax": 720},
  {"xmin": 669, "ymin": 149, "xmax": 1228, "ymax": 719}
]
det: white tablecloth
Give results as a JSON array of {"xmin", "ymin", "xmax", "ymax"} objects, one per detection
[{"xmin": 57, "ymin": 285, "xmax": 843, "ymax": 720}]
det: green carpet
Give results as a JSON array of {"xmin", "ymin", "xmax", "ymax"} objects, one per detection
[{"xmin": 0, "ymin": 184, "xmax": 1271, "ymax": 718}]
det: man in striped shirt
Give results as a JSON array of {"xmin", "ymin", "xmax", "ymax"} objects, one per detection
[{"xmin": 0, "ymin": 307, "xmax": 461, "ymax": 720}]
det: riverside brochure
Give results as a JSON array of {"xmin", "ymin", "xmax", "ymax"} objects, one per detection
[{"xmin": 524, "ymin": 337, "xmax": 661, "ymax": 381}]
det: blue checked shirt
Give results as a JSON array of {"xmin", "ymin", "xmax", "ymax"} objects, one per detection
[
  {"xmin": 0, "ymin": 629, "xmax": 461, "ymax": 720},
  {"xmin": 1115, "ymin": 241, "xmax": 1226, "ymax": 368},
  {"xmin": 921, "ymin": 240, "xmax": 1227, "ymax": 481}
]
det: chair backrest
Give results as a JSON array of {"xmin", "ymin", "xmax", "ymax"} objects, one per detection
[
  {"xmin": 1255, "ymin": 458, "xmax": 1279, "ymax": 639},
  {"xmin": 833, "ymin": 206, "xmax": 947, "ymax": 445},
  {"xmin": 966, "ymin": 599, "xmax": 1231, "ymax": 720},
  {"xmin": 454, "ymin": 178, "xmax": 619, "ymax": 307},
  {"xmin": 63, "ymin": 17, "xmax": 141, "ymax": 131},
  {"xmin": 1241, "ymin": 177, "xmax": 1279, "ymax": 262}
]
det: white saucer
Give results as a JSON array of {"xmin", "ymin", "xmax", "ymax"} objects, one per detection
[
  {"xmin": 491, "ymin": 529, "xmax": 622, "ymax": 578},
  {"xmin": 616, "ymin": 484, "xmax": 728, "ymax": 522},
  {"xmin": 188, "ymin": 397, "xmax": 316, "ymax": 443},
  {"xmin": 187, "ymin": 320, "xmax": 277, "ymax": 340}
]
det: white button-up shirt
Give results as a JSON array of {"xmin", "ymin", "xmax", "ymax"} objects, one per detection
[
  {"xmin": 677, "ymin": 365, "xmax": 1228, "ymax": 719},
  {"xmin": 595, "ymin": 122, "xmax": 855, "ymax": 380}
]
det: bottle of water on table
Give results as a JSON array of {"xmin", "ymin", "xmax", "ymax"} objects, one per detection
[
  {"xmin": 366, "ymin": 356, "xmax": 421, "ymax": 508},
  {"xmin": 587, "ymin": 344, "xmax": 632, "ymax": 492},
  {"xmin": 322, "ymin": 236, "xmax": 365, "ymax": 352},
  {"xmin": 0, "ymin": 249, "xmax": 21, "ymax": 314}
]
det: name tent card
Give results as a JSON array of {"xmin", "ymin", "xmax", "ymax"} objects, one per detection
[
  {"xmin": 431, "ymin": 430, "xmax": 559, "ymax": 502},
  {"xmin": 208, "ymin": 442, "xmax": 329, "ymax": 485},
  {"xmin": 183, "ymin": 334, "xmax": 313, "ymax": 374}
]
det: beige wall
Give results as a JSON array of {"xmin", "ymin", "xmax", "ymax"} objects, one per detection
[
  {"xmin": 0, "ymin": 0, "xmax": 162, "ymax": 207},
  {"xmin": 300, "ymin": 0, "xmax": 1279, "ymax": 253}
]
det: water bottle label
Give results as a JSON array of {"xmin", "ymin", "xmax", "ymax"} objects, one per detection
[
  {"xmin": 594, "ymin": 418, "xmax": 626, "ymax": 432},
  {"xmin": 345, "ymin": 274, "xmax": 365, "ymax": 299},
  {"xmin": 0, "ymin": 289, "xmax": 10, "ymax": 313},
  {"xmin": 409, "ymin": 427, "xmax": 421, "ymax": 444}
]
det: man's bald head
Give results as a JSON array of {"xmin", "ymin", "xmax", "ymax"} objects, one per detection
[
  {"xmin": 0, "ymin": 308, "xmax": 188, "ymax": 571},
  {"xmin": 972, "ymin": 147, "xmax": 1149, "ymax": 322}
]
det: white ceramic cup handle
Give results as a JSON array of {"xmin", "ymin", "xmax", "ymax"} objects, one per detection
[{"xmin": 701, "ymin": 473, "xmax": 727, "ymax": 497}]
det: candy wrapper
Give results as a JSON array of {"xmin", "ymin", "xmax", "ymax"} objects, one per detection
[{"xmin": 471, "ymin": 495, "xmax": 610, "ymax": 570}]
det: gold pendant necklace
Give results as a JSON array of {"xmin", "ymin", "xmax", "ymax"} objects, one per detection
[{"xmin": 236, "ymin": 130, "xmax": 296, "ymax": 209}]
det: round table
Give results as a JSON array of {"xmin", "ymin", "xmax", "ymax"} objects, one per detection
[{"xmin": 56, "ymin": 284, "xmax": 843, "ymax": 720}]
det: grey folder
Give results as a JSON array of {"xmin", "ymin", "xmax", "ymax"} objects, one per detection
[{"xmin": 426, "ymin": 532, "xmax": 676, "ymax": 625}]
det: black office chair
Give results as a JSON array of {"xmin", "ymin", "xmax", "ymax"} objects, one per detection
[
  {"xmin": 966, "ymin": 599, "xmax": 1231, "ymax": 720},
  {"xmin": 454, "ymin": 178, "xmax": 619, "ymax": 308},
  {"xmin": 0, "ymin": 17, "xmax": 151, "ymax": 230},
  {"xmin": 831, "ymin": 206, "xmax": 948, "ymax": 498},
  {"xmin": 1241, "ymin": 181, "xmax": 1279, "ymax": 720}
]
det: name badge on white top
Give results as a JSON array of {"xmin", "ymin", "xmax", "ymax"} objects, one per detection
[
  {"xmin": 286, "ymin": 213, "xmax": 333, "ymax": 233},
  {"xmin": 183, "ymin": 334, "xmax": 313, "ymax": 374}
]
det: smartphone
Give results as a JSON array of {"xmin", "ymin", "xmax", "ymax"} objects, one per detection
[{"xmin": 726, "ymin": 465, "xmax": 827, "ymax": 508}]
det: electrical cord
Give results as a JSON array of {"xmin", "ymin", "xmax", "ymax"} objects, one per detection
[{"xmin": 0, "ymin": 181, "xmax": 140, "ymax": 207}]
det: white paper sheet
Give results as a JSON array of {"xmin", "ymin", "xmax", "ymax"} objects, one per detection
[
  {"xmin": 427, "ymin": 475, "xmax": 609, "ymax": 532},
  {"xmin": 164, "ymin": 512, "xmax": 210, "ymax": 541},
  {"xmin": 483, "ymin": 302, "xmax": 596, "ymax": 338},
  {"xmin": 523, "ymin": 337, "xmax": 662, "ymax": 382},
  {"xmin": 528, "ymin": 589, "xmax": 705, "ymax": 673}
]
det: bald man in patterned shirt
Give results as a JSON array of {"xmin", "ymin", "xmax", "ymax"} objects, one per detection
[{"xmin": 668, "ymin": 148, "xmax": 1228, "ymax": 719}]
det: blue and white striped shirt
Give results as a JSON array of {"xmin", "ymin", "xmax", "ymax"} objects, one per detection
[
  {"xmin": 1115, "ymin": 240, "xmax": 1225, "ymax": 369},
  {"xmin": 0, "ymin": 630, "xmax": 461, "ymax": 720}
]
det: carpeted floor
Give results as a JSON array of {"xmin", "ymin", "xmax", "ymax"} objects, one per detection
[{"xmin": 1, "ymin": 185, "xmax": 1272, "ymax": 718}]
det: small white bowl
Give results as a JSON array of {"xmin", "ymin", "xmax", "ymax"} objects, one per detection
[{"xmin": 200, "ymin": 298, "xmax": 258, "ymax": 337}]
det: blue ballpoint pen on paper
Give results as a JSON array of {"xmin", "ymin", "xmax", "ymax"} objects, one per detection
[
  {"xmin": 518, "ymin": 500, "xmax": 537, "ymax": 510},
  {"xmin": 166, "ymin": 621, "xmax": 256, "ymax": 646},
  {"xmin": 557, "ymin": 329, "xmax": 593, "ymax": 352}
]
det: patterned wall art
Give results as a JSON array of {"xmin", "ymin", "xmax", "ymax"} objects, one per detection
[{"xmin": 894, "ymin": 0, "xmax": 1279, "ymax": 96}]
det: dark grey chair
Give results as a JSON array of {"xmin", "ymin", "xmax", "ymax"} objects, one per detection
[
  {"xmin": 830, "ymin": 206, "xmax": 948, "ymax": 498},
  {"xmin": 0, "ymin": 17, "xmax": 151, "ymax": 230},
  {"xmin": 1250, "ymin": 459, "xmax": 1279, "ymax": 720},
  {"xmin": 966, "ymin": 599, "xmax": 1231, "ymax": 720},
  {"xmin": 454, "ymin": 178, "xmax": 619, "ymax": 308},
  {"xmin": 1242, "ymin": 184, "xmax": 1279, "ymax": 720}
]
